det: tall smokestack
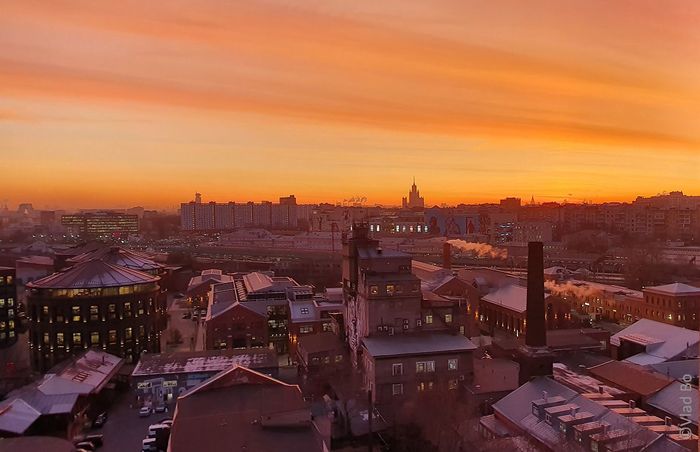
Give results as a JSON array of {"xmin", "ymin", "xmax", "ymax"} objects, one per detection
[
  {"xmin": 526, "ymin": 241, "xmax": 546, "ymax": 347},
  {"xmin": 443, "ymin": 242, "xmax": 452, "ymax": 269}
]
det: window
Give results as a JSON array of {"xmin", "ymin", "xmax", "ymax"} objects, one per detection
[
  {"xmin": 108, "ymin": 304, "xmax": 116, "ymax": 320},
  {"xmin": 370, "ymin": 286, "xmax": 379, "ymax": 295},
  {"xmin": 89, "ymin": 305, "xmax": 99, "ymax": 321},
  {"xmin": 125, "ymin": 327, "xmax": 133, "ymax": 340},
  {"xmin": 42, "ymin": 306, "xmax": 49, "ymax": 317},
  {"xmin": 396, "ymin": 285, "xmax": 403, "ymax": 293},
  {"xmin": 138, "ymin": 325, "xmax": 145, "ymax": 337},
  {"xmin": 392, "ymin": 383, "xmax": 403, "ymax": 396},
  {"xmin": 392, "ymin": 363, "xmax": 404, "ymax": 376},
  {"xmin": 72, "ymin": 306, "xmax": 81, "ymax": 322},
  {"xmin": 425, "ymin": 314, "xmax": 433, "ymax": 324},
  {"xmin": 108, "ymin": 330, "xmax": 117, "ymax": 345},
  {"xmin": 416, "ymin": 361, "xmax": 435, "ymax": 373},
  {"xmin": 137, "ymin": 301, "xmax": 144, "ymax": 315},
  {"xmin": 459, "ymin": 325, "xmax": 465, "ymax": 335},
  {"xmin": 0, "ymin": 299, "xmax": 4, "ymax": 308},
  {"xmin": 56, "ymin": 332, "xmax": 64, "ymax": 346},
  {"xmin": 72, "ymin": 332, "xmax": 82, "ymax": 346},
  {"xmin": 386, "ymin": 284, "xmax": 395, "ymax": 295},
  {"xmin": 335, "ymin": 354, "xmax": 343, "ymax": 363},
  {"xmin": 322, "ymin": 323, "xmax": 333, "ymax": 332},
  {"xmin": 448, "ymin": 358, "xmax": 458, "ymax": 370},
  {"xmin": 299, "ymin": 325, "xmax": 313, "ymax": 334},
  {"xmin": 124, "ymin": 302, "xmax": 132, "ymax": 318},
  {"xmin": 448, "ymin": 379, "xmax": 459, "ymax": 390},
  {"xmin": 90, "ymin": 332, "xmax": 100, "ymax": 345},
  {"xmin": 445, "ymin": 314, "xmax": 453, "ymax": 323},
  {"xmin": 300, "ymin": 307, "xmax": 309, "ymax": 315},
  {"xmin": 43, "ymin": 332, "xmax": 49, "ymax": 345},
  {"xmin": 417, "ymin": 381, "xmax": 434, "ymax": 392}
]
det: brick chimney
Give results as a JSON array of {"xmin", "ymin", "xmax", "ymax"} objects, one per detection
[
  {"xmin": 442, "ymin": 242, "xmax": 452, "ymax": 269},
  {"xmin": 525, "ymin": 241, "xmax": 546, "ymax": 347}
]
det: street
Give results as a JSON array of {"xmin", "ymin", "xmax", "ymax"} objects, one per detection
[{"xmin": 92, "ymin": 390, "xmax": 172, "ymax": 452}]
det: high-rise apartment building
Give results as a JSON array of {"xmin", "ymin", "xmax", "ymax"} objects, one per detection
[
  {"xmin": 61, "ymin": 212, "xmax": 139, "ymax": 238},
  {"xmin": 180, "ymin": 194, "xmax": 300, "ymax": 231},
  {"xmin": 401, "ymin": 178, "xmax": 425, "ymax": 209}
]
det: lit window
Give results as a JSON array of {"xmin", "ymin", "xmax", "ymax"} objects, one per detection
[
  {"xmin": 448, "ymin": 379, "xmax": 458, "ymax": 390},
  {"xmin": 125, "ymin": 327, "xmax": 133, "ymax": 340},
  {"xmin": 56, "ymin": 333, "xmax": 64, "ymax": 346},
  {"xmin": 108, "ymin": 330, "xmax": 117, "ymax": 344},
  {"xmin": 124, "ymin": 302, "xmax": 132, "ymax": 318},
  {"xmin": 42, "ymin": 306, "xmax": 49, "ymax": 317},
  {"xmin": 72, "ymin": 306, "xmax": 81, "ymax": 322},
  {"xmin": 425, "ymin": 314, "xmax": 433, "ymax": 324},
  {"xmin": 392, "ymin": 383, "xmax": 403, "ymax": 396},
  {"xmin": 90, "ymin": 332, "xmax": 100, "ymax": 345},
  {"xmin": 72, "ymin": 332, "xmax": 82, "ymax": 345},
  {"xmin": 386, "ymin": 285, "xmax": 395, "ymax": 295},
  {"xmin": 89, "ymin": 305, "xmax": 99, "ymax": 321},
  {"xmin": 335, "ymin": 354, "xmax": 343, "ymax": 363},
  {"xmin": 417, "ymin": 381, "xmax": 434, "ymax": 392},
  {"xmin": 0, "ymin": 299, "xmax": 4, "ymax": 308},
  {"xmin": 448, "ymin": 358, "xmax": 458, "ymax": 370},
  {"xmin": 445, "ymin": 314, "xmax": 453, "ymax": 323},
  {"xmin": 370, "ymin": 286, "xmax": 379, "ymax": 295},
  {"xmin": 43, "ymin": 332, "xmax": 49, "ymax": 344},
  {"xmin": 138, "ymin": 326, "xmax": 145, "ymax": 337},
  {"xmin": 300, "ymin": 325, "xmax": 313, "ymax": 334},
  {"xmin": 416, "ymin": 361, "xmax": 435, "ymax": 373},
  {"xmin": 300, "ymin": 307, "xmax": 309, "ymax": 315},
  {"xmin": 392, "ymin": 363, "xmax": 404, "ymax": 376},
  {"xmin": 108, "ymin": 304, "xmax": 116, "ymax": 320}
]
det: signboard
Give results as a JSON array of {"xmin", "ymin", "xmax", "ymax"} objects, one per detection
[
  {"xmin": 137, "ymin": 381, "xmax": 151, "ymax": 389},
  {"xmin": 163, "ymin": 380, "xmax": 177, "ymax": 388}
]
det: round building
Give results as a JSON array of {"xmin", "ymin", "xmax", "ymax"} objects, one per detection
[{"xmin": 27, "ymin": 259, "xmax": 161, "ymax": 372}]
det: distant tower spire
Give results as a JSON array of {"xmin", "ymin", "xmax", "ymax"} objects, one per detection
[{"xmin": 530, "ymin": 195, "xmax": 535, "ymax": 205}]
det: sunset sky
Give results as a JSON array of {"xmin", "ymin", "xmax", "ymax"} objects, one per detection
[{"xmin": 1, "ymin": 0, "xmax": 699, "ymax": 210}]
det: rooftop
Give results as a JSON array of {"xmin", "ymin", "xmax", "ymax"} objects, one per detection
[
  {"xmin": 587, "ymin": 360, "xmax": 673, "ymax": 397},
  {"xmin": 67, "ymin": 246, "xmax": 163, "ymax": 272},
  {"xmin": 646, "ymin": 381, "xmax": 698, "ymax": 426},
  {"xmin": 611, "ymin": 319, "xmax": 700, "ymax": 364},
  {"xmin": 644, "ymin": 282, "xmax": 700, "ymax": 296},
  {"xmin": 482, "ymin": 284, "xmax": 550, "ymax": 314},
  {"xmin": 298, "ymin": 332, "xmax": 344, "ymax": 356},
  {"xmin": 27, "ymin": 260, "xmax": 159, "ymax": 289},
  {"xmin": 362, "ymin": 333, "xmax": 476, "ymax": 358},
  {"xmin": 187, "ymin": 269, "xmax": 235, "ymax": 294},
  {"xmin": 169, "ymin": 366, "xmax": 320, "ymax": 452},
  {"xmin": 39, "ymin": 350, "xmax": 124, "ymax": 395},
  {"xmin": 132, "ymin": 349, "xmax": 278, "ymax": 377}
]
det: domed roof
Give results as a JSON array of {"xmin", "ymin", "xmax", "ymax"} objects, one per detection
[
  {"xmin": 67, "ymin": 246, "xmax": 163, "ymax": 272},
  {"xmin": 28, "ymin": 259, "xmax": 159, "ymax": 289}
]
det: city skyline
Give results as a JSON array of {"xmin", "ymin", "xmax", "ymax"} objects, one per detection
[{"xmin": 2, "ymin": 0, "xmax": 699, "ymax": 209}]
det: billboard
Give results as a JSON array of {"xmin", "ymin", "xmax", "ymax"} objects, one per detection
[{"xmin": 425, "ymin": 208, "xmax": 480, "ymax": 237}]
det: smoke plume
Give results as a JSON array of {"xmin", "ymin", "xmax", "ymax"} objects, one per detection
[
  {"xmin": 446, "ymin": 239, "xmax": 507, "ymax": 259},
  {"xmin": 544, "ymin": 280, "xmax": 601, "ymax": 299}
]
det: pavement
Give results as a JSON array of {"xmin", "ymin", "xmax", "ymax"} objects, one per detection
[
  {"xmin": 91, "ymin": 390, "xmax": 173, "ymax": 452},
  {"xmin": 162, "ymin": 295, "xmax": 202, "ymax": 353}
]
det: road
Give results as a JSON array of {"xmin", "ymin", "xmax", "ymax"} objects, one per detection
[
  {"xmin": 162, "ymin": 294, "xmax": 203, "ymax": 353},
  {"xmin": 94, "ymin": 390, "xmax": 172, "ymax": 452}
]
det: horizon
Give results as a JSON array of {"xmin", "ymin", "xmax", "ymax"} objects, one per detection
[
  {"xmin": 5, "ymin": 187, "xmax": 698, "ymax": 213},
  {"xmin": 2, "ymin": 1, "xmax": 699, "ymax": 209}
]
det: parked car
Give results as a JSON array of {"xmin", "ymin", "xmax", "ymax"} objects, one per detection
[
  {"xmin": 73, "ymin": 434, "xmax": 103, "ymax": 448},
  {"xmin": 139, "ymin": 406, "xmax": 152, "ymax": 417},
  {"xmin": 84, "ymin": 434, "xmax": 104, "ymax": 448},
  {"xmin": 154, "ymin": 405, "xmax": 167, "ymax": 413},
  {"xmin": 142, "ymin": 438, "xmax": 157, "ymax": 452},
  {"xmin": 159, "ymin": 419, "xmax": 173, "ymax": 427},
  {"xmin": 74, "ymin": 442, "xmax": 95, "ymax": 452},
  {"xmin": 92, "ymin": 412, "xmax": 107, "ymax": 428}
]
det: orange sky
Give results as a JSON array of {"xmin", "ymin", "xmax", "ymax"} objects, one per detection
[{"xmin": 1, "ymin": 0, "xmax": 699, "ymax": 210}]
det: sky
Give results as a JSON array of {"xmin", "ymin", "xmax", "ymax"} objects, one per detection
[{"xmin": 1, "ymin": 0, "xmax": 699, "ymax": 210}]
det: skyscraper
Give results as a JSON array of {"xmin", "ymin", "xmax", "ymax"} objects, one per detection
[{"xmin": 401, "ymin": 178, "xmax": 425, "ymax": 209}]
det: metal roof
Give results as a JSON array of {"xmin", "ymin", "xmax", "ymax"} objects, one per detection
[
  {"xmin": 67, "ymin": 246, "xmax": 164, "ymax": 271},
  {"xmin": 611, "ymin": 319, "xmax": 700, "ymax": 362},
  {"xmin": 644, "ymin": 282, "xmax": 700, "ymax": 296},
  {"xmin": 0, "ymin": 399, "xmax": 41, "ymax": 435},
  {"xmin": 482, "ymin": 284, "xmax": 550, "ymax": 314},
  {"xmin": 362, "ymin": 333, "xmax": 476, "ymax": 358},
  {"xmin": 132, "ymin": 349, "xmax": 277, "ymax": 377},
  {"xmin": 646, "ymin": 382, "xmax": 698, "ymax": 426},
  {"xmin": 27, "ymin": 260, "xmax": 159, "ymax": 289}
]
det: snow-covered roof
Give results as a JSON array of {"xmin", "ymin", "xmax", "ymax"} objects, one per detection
[
  {"xmin": 611, "ymin": 319, "xmax": 700, "ymax": 363},
  {"xmin": 482, "ymin": 284, "xmax": 550, "ymax": 314},
  {"xmin": 644, "ymin": 282, "xmax": 700, "ymax": 296}
]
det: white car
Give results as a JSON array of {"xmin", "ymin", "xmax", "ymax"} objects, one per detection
[{"xmin": 139, "ymin": 406, "xmax": 152, "ymax": 417}]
